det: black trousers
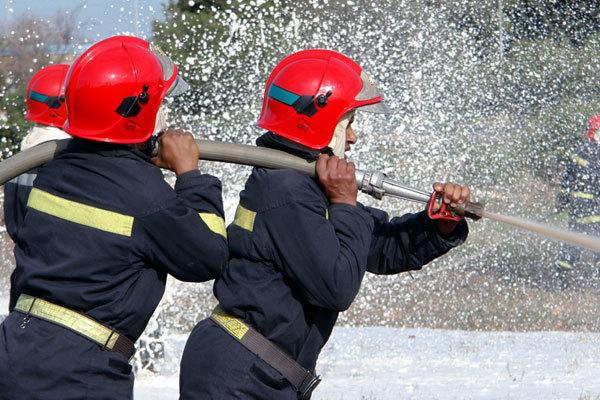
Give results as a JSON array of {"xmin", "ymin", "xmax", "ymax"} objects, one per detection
[
  {"xmin": 180, "ymin": 318, "xmax": 298, "ymax": 400},
  {"xmin": 0, "ymin": 312, "xmax": 134, "ymax": 400}
]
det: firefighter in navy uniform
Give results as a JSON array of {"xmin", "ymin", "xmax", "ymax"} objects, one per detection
[
  {"xmin": 3, "ymin": 64, "xmax": 71, "ymax": 310},
  {"xmin": 179, "ymin": 49, "xmax": 469, "ymax": 399},
  {"xmin": 4, "ymin": 64, "xmax": 71, "ymax": 242},
  {"xmin": 0, "ymin": 36, "xmax": 228, "ymax": 400},
  {"xmin": 555, "ymin": 116, "xmax": 600, "ymax": 283}
]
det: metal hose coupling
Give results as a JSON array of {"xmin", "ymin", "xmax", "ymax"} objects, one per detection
[{"xmin": 356, "ymin": 169, "xmax": 387, "ymax": 199}]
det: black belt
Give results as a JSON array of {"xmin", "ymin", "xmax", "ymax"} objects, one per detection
[
  {"xmin": 211, "ymin": 307, "xmax": 321, "ymax": 399},
  {"xmin": 14, "ymin": 294, "xmax": 135, "ymax": 360}
]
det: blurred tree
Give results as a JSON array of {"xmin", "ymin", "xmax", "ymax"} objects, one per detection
[
  {"xmin": 506, "ymin": 0, "xmax": 600, "ymax": 47},
  {"xmin": 152, "ymin": 0, "xmax": 294, "ymax": 125},
  {"xmin": 448, "ymin": 0, "xmax": 600, "ymax": 53},
  {"xmin": 0, "ymin": 10, "xmax": 81, "ymax": 158}
]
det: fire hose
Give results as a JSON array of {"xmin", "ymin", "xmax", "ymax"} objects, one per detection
[{"xmin": 0, "ymin": 139, "xmax": 598, "ymax": 252}]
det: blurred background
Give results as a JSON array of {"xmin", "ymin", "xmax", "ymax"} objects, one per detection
[{"xmin": 1, "ymin": 0, "xmax": 600, "ymax": 393}]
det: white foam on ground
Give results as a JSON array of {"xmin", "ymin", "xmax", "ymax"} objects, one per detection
[{"xmin": 134, "ymin": 327, "xmax": 600, "ymax": 399}]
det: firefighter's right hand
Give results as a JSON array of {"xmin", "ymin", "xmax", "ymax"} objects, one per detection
[
  {"xmin": 151, "ymin": 129, "xmax": 200, "ymax": 175},
  {"xmin": 316, "ymin": 154, "xmax": 358, "ymax": 206}
]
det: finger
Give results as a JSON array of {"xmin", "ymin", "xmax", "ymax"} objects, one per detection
[
  {"xmin": 433, "ymin": 182, "xmax": 443, "ymax": 192},
  {"xmin": 450, "ymin": 184, "xmax": 463, "ymax": 204},
  {"xmin": 316, "ymin": 154, "xmax": 329, "ymax": 178},
  {"xmin": 327, "ymin": 156, "xmax": 340, "ymax": 176},
  {"xmin": 459, "ymin": 186, "xmax": 471, "ymax": 203},
  {"xmin": 336, "ymin": 158, "xmax": 347, "ymax": 178},
  {"xmin": 443, "ymin": 183, "xmax": 455, "ymax": 204},
  {"xmin": 346, "ymin": 161, "xmax": 356, "ymax": 176}
]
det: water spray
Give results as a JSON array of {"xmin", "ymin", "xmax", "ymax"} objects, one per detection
[{"xmin": 0, "ymin": 138, "xmax": 598, "ymax": 252}]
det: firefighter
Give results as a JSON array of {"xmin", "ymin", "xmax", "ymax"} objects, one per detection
[
  {"xmin": 0, "ymin": 36, "xmax": 228, "ymax": 400},
  {"xmin": 555, "ymin": 115, "xmax": 600, "ymax": 285},
  {"xmin": 3, "ymin": 64, "xmax": 71, "ymax": 318},
  {"xmin": 179, "ymin": 49, "xmax": 469, "ymax": 399},
  {"xmin": 4, "ymin": 64, "xmax": 71, "ymax": 243}
]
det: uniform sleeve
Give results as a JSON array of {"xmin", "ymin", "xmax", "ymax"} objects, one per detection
[
  {"xmin": 264, "ymin": 200, "xmax": 374, "ymax": 312},
  {"xmin": 133, "ymin": 170, "xmax": 228, "ymax": 282},
  {"xmin": 364, "ymin": 207, "xmax": 468, "ymax": 275},
  {"xmin": 4, "ymin": 172, "xmax": 37, "ymax": 312},
  {"xmin": 556, "ymin": 158, "xmax": 577, "ymax": 212},
  {"xmin": 3, "ymin": 170, "xmax": 37, "ymax": 242}
]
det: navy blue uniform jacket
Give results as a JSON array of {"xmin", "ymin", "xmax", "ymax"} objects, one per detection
[
  {"xmin": 6, "ymin": 138, "xmax": 228, "ymax": 341},
  {"xmin": 4, "ymin": 169, "xmax": 36, "ymax": 242},
  {"xmin": 556, "ymin": 140, "xmax": 600, "ymax": 231},
  {"xmin": 215, "ymin": 166, "xmax": 468, "ymax": 373}
]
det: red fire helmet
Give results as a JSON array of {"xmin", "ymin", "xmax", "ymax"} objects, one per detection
[
  {"xmin": 257, "ymin": 49, "xmax": 390, "ymax": 150},
  {"xmin": 25, "ymin": 64, "xmax": 69, "ymax": 128},
  {"xmin": 63, "ymin": 35, "xmax": 188, "ymax": 144},
  {"xmin": 587, "ymin": 114, "xmax": 600, "ymax": 142}
]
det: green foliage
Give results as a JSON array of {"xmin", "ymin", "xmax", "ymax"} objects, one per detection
[
  {"xmin": 0, "ymin": 87, "xmax": 30, "ymax": 159},
  {"xmin": 152, "ymin": 0, "xmax": 293, "ymax": 122},
  {"xmin": 504, "ymin": 0, "xmax": 600, "ymax": 46}
]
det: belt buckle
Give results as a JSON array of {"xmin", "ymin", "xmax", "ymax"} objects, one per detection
[{"xmin": 297, "ymin": 371, "xmax": 321, "ymax": 400}]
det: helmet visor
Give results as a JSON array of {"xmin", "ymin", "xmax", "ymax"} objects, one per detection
[
  {"xmin": 359, "ymin": 100, "xmax": 393, "ymax": 114},
  {"xmin": 166, "ymin": 75, "xmax": 190, "ymax": 97},
  {"xmin": 355, "ymin": 70, "xmax": 393, "ymax": 114},
  {"xmin": 150, "ymin": 43, "xmax": 176, "ymax": 81},
  {"xmin": 150, "ymin": 42, "xmax": 189, "ymax": 97}
]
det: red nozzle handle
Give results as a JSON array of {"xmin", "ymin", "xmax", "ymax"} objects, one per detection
[{"xmin": 427, "ymin": 191, "xmax": 463, "ymax": 221}]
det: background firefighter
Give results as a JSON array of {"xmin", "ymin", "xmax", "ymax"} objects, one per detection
[
  {"xmin": 179, "ymin": 49, "xmax": 470, "ymax": 399},
  {"xmin": 3, "ymin": 64, "xmax": 71, "ymax": 243},
  {"xmin": 555, "ymin": 114, "xmax": 600, "ymax": 287},
  {"xmin": 0, "ymin": 35, "xmax": 228, "ymax": 400}
]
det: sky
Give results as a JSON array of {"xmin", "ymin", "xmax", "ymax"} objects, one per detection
[{"xmin": 1, "ymin": 0, "xmax": 168, "ymax": 41}]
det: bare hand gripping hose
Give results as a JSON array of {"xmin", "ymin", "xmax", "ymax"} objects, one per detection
[{"xmin": 0, "ymin": 139, "xmax": 599, "ymax": 252}]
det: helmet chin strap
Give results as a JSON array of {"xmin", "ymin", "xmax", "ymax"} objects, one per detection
[
  {"xmin": 140, "ymin": 105, "xmax": 169, "ymax": 157},
  {"xmin": 328, "ymin": 112, "xmax": 353, "ymax": 158}
]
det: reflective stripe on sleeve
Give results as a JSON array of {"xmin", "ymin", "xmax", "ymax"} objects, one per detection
[
  {"xmin": 572, "ymin": 191, "xmax": 595, "ymax": 200},
  {"xmin": 199, "ymin": 212, "xmax": 227, "ymax": 238},
  {"xmin": 577, "ymin": 215, "xmax": 600, "ymax": 224},
  {"xmin": 233, "ymin": 204, "xmax": 256, "ymax": 232},
  {"xmin": 572, "ymin": 156, "xmax": 589, "ymax": 167},
  {"xmin": 27, "ymin": 188, "xmax": 134, "ymax": 237}
]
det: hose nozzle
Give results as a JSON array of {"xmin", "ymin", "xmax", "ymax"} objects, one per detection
[{"xmin": 449, "ymin": 201, "xmax": 485, "ymax": 220}]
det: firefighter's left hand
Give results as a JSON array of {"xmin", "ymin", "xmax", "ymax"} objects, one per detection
[{"xmin": 432, "ymin": 182, "xmax": 471, "ymax": 236}]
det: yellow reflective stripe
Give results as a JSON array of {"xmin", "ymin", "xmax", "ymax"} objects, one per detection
[
  {"xmin": 15, "ymin": 294, "xmax": 120, "ymax": 349},
  {"xmin": 233, "ymin": 204, "xmax": 256, "ymax": 232},
  {"xmin": 325, "ymin": 209, "xmax": 329, "ymax": 220},
  {"xmin": 577, "ymin": 215, "xmax": 600, "ymax": 224},
  {"xmin": 556, "ymin": 261, "xmax": 573, "ymax": 270},
  {"xmin": 572, "ymin": 156, "xmax": 589, "ymax": 167},
  {"xmin": 27, "ymin": 188, "xmax": 133, "ymax": 236},
  {"xmin": 211, "ymin": 307, "xmax": 249, "ymax": 340},
  {"xmin": 571, "ymin": 191, "xmax": 594, "ymax": 200},
  {"xmin": 199, "ymin": 213, "xmax": 226, "ymax": 238}
]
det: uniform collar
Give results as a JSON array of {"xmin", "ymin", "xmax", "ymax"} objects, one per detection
[
  {"xmin": 65, "ymin": 138, "xmax": 151, "ymax": 162},
  {"xmin": 256, "ymin": 132, "xmax": 333, "ymax": 161}
]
